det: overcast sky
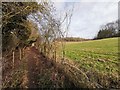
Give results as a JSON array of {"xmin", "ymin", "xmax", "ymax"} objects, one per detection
[{"xmin": 51, "ymin": 0, "xmax": 119, "ymax": 39}]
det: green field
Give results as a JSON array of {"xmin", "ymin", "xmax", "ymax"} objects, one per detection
[{"xmin": 63, "ymin": 38, "xmax": 119, "ymax": 74}]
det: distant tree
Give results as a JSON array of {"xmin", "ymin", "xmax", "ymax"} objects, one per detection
[{"xmin": 95, "ymin": 20, "xmax": 119, "ymax": 39}]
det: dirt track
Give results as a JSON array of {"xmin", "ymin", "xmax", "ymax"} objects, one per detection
[{"xmin": 21, "ymin": 46, "xmax": 76, "ymax": 88}]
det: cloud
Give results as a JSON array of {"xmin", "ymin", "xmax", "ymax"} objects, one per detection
[
  {"xmin": 51, "ymin": 0, "xmax": 119, "ymax": 2},
  {"xmin": 67, "ymin": 2, "xmax": 118, "ymax": 39},
  {"xmin": 53, "ymin": 1, "xmax": 118, "ymax": 39}
]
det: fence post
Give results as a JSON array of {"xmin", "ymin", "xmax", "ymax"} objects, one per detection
[
  {"xmin": 12, "ymin": 50, "xmax": 15, "ymax": 68},
  {"xmin": 19, "ymin": 48, "xmax": 22, "ymax": 60}
]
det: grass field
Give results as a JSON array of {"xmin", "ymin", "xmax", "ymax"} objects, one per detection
[
  {"xmin": 63, "ymin": 38, "xmax": 119, "ymax": 75},
  {"xmin": 57, "ymin": 37, "xmax": 119, "ymax": 88}
]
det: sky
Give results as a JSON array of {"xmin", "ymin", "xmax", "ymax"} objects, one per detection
[{"xmin": 51, "ymin": 0, "xmax": 119, "ymax": 39}]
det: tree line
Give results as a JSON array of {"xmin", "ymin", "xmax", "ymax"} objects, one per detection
[
  {"xmin": 94, "ymin": 20, "xmax": 119, "ymax": 40},
  {"xmin": 55, "ymin": 37, "xmax": 90, "ymax": 42},
  {"xmin": 2, "ymin": 1, "xmax": 74, "ymax": 65}
]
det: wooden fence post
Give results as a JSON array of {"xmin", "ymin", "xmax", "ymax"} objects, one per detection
[
  {"xmin": 13, "ymin": 51, "xmax": 15, "ymax": 68},
  {"xmin": 19, "ymin": 48, "xmax": 22, "ymax": 60}
]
